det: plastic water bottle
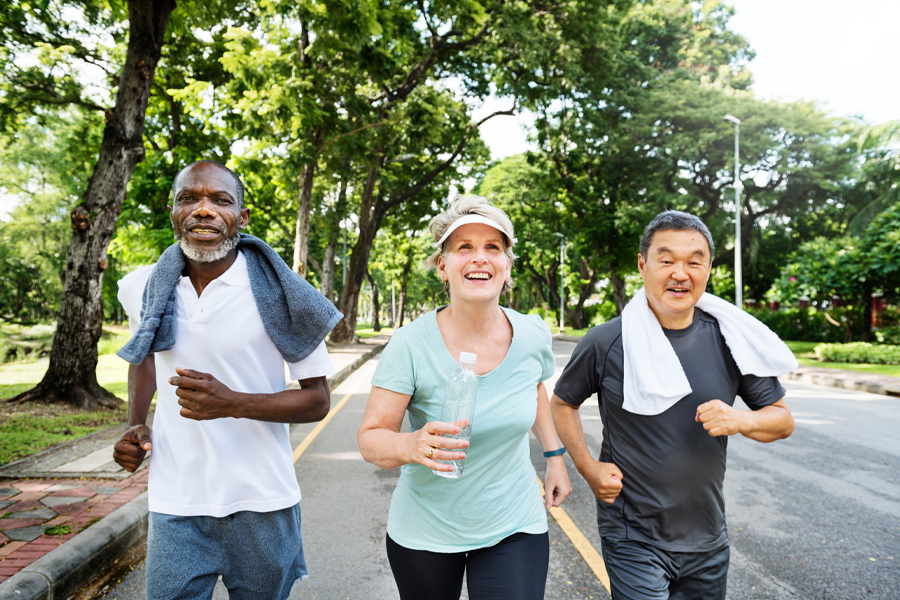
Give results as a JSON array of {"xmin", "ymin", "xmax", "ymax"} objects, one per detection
[{"xmin": 432, "ymin": 352, "xmax": 478, "ymax": 479}]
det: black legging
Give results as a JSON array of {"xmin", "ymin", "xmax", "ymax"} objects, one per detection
[{"xmin": 386, "ymin": 531, "xmax": 550, "ymax": 600}]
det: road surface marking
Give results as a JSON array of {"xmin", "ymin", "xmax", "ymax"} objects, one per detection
[
  {"xmin": 293, "ymin": 393, "xmax": 354, "ymax": 463},
  {"xmin": 539, "ymin": 477, "xmax": 611, "ymax": 593}
]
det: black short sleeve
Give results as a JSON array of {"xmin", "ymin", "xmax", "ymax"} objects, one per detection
[
  {"xmin": 737, "ymin": 374, "xmax": 786, "ymax": 410},
  {"xmin": 553, "ymin": 319, "xmax": 622, "ymax": 406}
]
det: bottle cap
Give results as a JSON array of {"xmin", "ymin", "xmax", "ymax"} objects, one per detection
[{"xmin": 459, "ymin": 352, "xmax": 477, "ymax": 366}]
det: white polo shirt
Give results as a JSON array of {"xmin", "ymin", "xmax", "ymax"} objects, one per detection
[{"xmin": 118, "ymin": 251, "xmax": 334, "ymax": 517}]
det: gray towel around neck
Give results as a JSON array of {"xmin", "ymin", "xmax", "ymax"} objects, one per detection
[{"xmin": 117, "ymin": 233, "xmax": 343, "ymax": 365}]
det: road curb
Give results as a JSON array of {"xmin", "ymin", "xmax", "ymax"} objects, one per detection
[
  {"xmin": 327, "ymin": 344, "xmax": 384, "ymax": 391},
  {"xmin": 0, "ymin": 344, "xmax": 385, "ymax": 600},
  {"xmin": 0, "ymin": 493, "xmax": 148, "ymax": 600},
  {"xmin": 784, "ymin": 370, "xmax": 900, "ymax": 398}
]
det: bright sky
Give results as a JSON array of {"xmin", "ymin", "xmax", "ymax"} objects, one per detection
[{"xmin": 479, "ymin": 0, "xmax": 900, "ymax": 160}]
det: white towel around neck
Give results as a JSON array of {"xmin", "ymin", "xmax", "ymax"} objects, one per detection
[{"xmin": 621, "ymin": 288, "xmax": 798, "ymax": 416}]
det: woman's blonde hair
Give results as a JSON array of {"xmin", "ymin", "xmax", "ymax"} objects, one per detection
[{"xmin": 425, "ymin": 194, "xmax": 517, "ymax": 294}]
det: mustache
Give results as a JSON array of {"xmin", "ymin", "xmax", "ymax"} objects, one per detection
[{"xmin": 665, "ymin": 282, "xmax": 693, "ymax": 289}]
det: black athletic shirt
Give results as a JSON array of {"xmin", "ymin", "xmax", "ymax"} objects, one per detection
[{"xmin": 554, "ymin": 309, "xmax": 786, "ymax": 552}]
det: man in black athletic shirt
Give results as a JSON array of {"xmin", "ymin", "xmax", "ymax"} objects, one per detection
[{"xmin": 551, "ymin": 210, "xmax": 794, "ymax": 600}]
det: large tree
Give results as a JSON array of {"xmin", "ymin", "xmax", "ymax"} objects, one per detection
[
  {"xmin": 640, "ymin": 82, "xmax": 859, "ymax": 300},
  {"xmin": 519, "ymin": 0, "xmax": 755, "ymax": 314},
  {"xmin": 2, "ymin": 0, "xmax": 176, "ymax": 408}
]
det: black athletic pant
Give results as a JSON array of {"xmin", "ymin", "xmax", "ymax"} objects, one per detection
[{"xmin": 386, "ymin": 531, "xmax": 549, "ymax": 600}]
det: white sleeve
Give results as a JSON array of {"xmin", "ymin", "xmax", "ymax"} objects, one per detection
[
  {"xmin": 286, "ymin": 341, "xmax": 335, "ymax": 380},
  {"xmin": 117, "ymin": 265, "xmax": 154, "ymax": 337}
]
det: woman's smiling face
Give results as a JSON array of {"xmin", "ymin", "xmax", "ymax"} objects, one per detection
[{"xmin": 438, "ymin": 223, "xmax": 511, "ymax": 304}]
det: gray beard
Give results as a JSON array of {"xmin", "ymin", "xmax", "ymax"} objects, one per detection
[{"xmin": 174, "ymin": 230, "xmax": 241, "ymax": 263}]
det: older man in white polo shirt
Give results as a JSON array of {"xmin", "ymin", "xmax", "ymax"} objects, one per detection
[{"xmin": 113, "ymin": 160, "xmax": 342, "ymax": 600}]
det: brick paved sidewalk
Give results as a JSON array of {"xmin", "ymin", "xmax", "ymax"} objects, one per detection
[{"xmin": 0, "ymin": 470, "xmax": 148, "ymax": 583}]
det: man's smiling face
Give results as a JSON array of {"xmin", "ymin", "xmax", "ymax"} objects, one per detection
[
  {"xmin": 170, "ymin": 162, "xmax": 249, "ymax": 264},
  {"xmin": 638, "ymin": 228, "xmax": 712, "ymax": 329}
]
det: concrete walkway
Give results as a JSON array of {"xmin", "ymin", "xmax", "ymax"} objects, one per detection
[{"xmin": 0, "ymin": 336, "xmax": 387, "ymax": 599}]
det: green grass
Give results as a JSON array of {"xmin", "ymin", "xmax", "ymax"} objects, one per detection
[
  {"xmin": 558, "ymin": 327, "xmax": 590, "ymax": 338},
  {"xmin": 354, "ymin": 325, "xmax": 394, "ymax": 339},
  {"xmin": 45, "ymin": 525, "xmax": 74, "ymax": 536},
  {"xmin": 0, "ymin": 326, "xmax": 131, "ymax": 466},
  {"xmin": 0, "ymin": 404, "xmax": 127, "ymax": 466},
  {"xmin": 784, "ymin": 341, "xmax": 818, "ymax": 355},
  {"xmin": 0, "ymin": 353, "xmax": 130, "ymax": 401}
]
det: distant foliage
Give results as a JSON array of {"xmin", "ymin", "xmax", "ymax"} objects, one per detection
[
  {"xmin": 747, "ymin": 307, "xmax": 853, "ymax": 344},
  {"xmin": 815, "ymin": 342, "xmax": 900, "ymax": 365}
]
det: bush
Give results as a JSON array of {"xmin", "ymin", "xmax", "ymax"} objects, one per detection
[
  {"xmin": 746, "ymin": 307, "xmax": 852, "ymax": 343},
  {"xmin": 875, "ymin": 325, "xmax": 900, "ymax": 345},
  {"xmin": 814, "ymin": 342, "xmax": 900, "ymax": 365}
]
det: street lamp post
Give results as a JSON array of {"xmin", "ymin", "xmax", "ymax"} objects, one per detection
[
  {"xmin": 555, "ymin": 232, "xmax": 565, "ymax": 331},
  {"xmin": 723, "ymin": 114, "xmax": 742, "ymax": 308}
]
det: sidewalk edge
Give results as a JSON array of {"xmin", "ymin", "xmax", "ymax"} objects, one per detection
[
  {"xmin": 327, "ymin": 344, "xmax": 384, "ymax": 391},
  {"xmin": 784, "ymin": 370, "xmax": 900, "ymax": 397},
  {"xmin": 0, "ymin": 493, "xmax": 148, "ymax": 600}
]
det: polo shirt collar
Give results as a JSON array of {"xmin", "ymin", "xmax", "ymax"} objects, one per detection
[
  {"xmin": 178, "ymin": 249, "xmax": 249, "ymax": 288},
  {"xmin": 218, "ymin": 250, "xmax": 249, "ymax": 286}
]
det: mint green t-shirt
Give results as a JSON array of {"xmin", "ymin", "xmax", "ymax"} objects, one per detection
[{"xmin": 371, "ymin": 306, "xmax": 556, "ymax": 552}]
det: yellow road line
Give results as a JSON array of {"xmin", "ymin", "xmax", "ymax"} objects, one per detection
[
  {"xmin": 539, "ymin": 477, "xmax": 611, "ymax": 593},
  {"xmin": 293, "ymin": 393, "xmax": 354, "ymax": 463}
]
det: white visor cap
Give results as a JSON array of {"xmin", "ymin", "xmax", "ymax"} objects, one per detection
[{"xmin": 432, "ymin": 214, "xmax": 517, "ymax": 249}]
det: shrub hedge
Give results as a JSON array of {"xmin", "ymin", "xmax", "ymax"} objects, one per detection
[
  {"xmin": 814, "ymin": 342, "xmax": 900, "ymax": 365},
  {"xmin": 746, "ymin": 307, "xmax": 853, "ymax": 343}
]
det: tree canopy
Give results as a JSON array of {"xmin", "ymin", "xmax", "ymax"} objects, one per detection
[{"xmin": 1, "ymin": 0, "xmax": 896, "ymax": 406}]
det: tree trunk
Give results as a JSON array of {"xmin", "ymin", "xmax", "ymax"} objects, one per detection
[
  {"xmin": 397, "ymin": 285, "xmax": 408, "ymax": 328},
  {"xmin": 861, "ymin": 287, "xmax": 874, "ymax": 342},
  {"xmin": 366, "ymin": 269, "xmax": 381, "ymax": 332},
  {"xmin": 6, "ymin": 0, "xmax": 175, "ymax": 409},
  {"xmin": 292, "ymin": 160, "xmax": 316, "ymax": 277},
  {"xmin": 321, "ymin": 239, "xmax": 336, "ymax": 302},
  {"xmin": 330, "ymin": 162, "xmax": 380, "ymax": 343},
  {"xmin": 565, "ymin": 260, "xmax": 598, "ymax": 330},
  {"xmin": 609, "ymin": 264, "xmax": 628, "ymax": 316},
  {"xmin": 397, "ymin": 250, "xmax": 414, "ymax": 327}
]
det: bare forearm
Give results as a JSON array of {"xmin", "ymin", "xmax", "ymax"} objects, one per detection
[
  {"xmin": 550, "ymin": 395, "xmax": 596, "ymax": 473},
  {"xmin": 741, "ymin": 400, "xmax": 794, "ymax": 442},
  {"xmin": 531, "ymin": 383, "xmax": 563, "ymax": 452},
  {"xmin": 127, "ymin": 356, "xmax": 156, "ymax": 427},
  {"xmin": 229, "ymin": 379, "xmax": 331, "ymax": 423},
  {"xmin": 358, "ymin": 428, "xmax": 416, "ymax": 470}
]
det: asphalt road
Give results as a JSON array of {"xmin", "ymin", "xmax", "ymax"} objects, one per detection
[{"xmin": 104, "ymin": 339, "xmax": 899, "ymax": 600}]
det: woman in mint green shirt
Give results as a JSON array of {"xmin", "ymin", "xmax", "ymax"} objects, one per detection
[{"xmin": 358, "ymin": 195, "xmax": 571, "ymax": 600}]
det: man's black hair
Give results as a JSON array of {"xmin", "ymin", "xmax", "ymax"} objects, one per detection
[{"xmin": 639, "ymin": 210, "xmax": 715, "ymax": 261}]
